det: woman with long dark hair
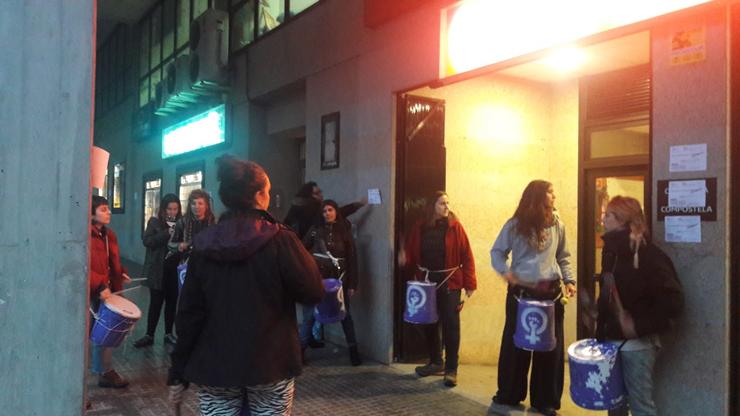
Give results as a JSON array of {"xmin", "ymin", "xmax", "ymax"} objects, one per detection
[
  {"xmin": 134, "ymin": 193, "xmax": 182, "ymax": 348},
  {"xmin": 402, "ymin": 191, "xmax": 476, "ymax": 387},
  {"xmin": 597, "ymin": 196, "xmax": 683, "ymax": 416},
  {"xmin": 489, "ymin": 180, "xmax": 576, "ymax": 416},
  {"xmin": 301, "ymin": 200, "xmax": 362, "ymax": 366},
  {"xmin": 168, "ymin": 155, "xmax": 323, "ymax": 415}
]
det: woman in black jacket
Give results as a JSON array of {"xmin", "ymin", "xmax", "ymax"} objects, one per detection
[
  {"xmin": 134, "ymin": 193, "xmax": 182, "ymax": 348},
  {"xmin": 168, "ymin": 155, "xmax": 324, "ymax": 416},
  {"xmin": 301, "ymin": 200, "xmax": 362, "ymax": 366},
  {"xmin": 597, "ymin": 196, "xmax": 684, "ymax": 416}
]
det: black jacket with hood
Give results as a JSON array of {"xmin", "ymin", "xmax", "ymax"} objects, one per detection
[
  {"xmin": 596, "ymin": 228, "xmax": 684, "ymax": 340},
  {"xmin": 170, "ymin": 209, "xmax": 323, "ymax": 387}
]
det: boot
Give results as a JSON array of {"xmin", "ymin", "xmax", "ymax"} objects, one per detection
[
  {"xmin": 133, "ymin": 334, "xmax": 153, "ymax": 348},
  {"xmin": 349, "ymin": 345, "xmax": 362, "ymax": 366},
  {"xmin": 415, "ymin": 362, "xmax": 444, "ymax": 377},
  {"xmin": 443, "ymin": 370, "xmax": 457, "ymax": 387},
  {"xmin": 98, "ymin": 369, "xmax": 129, "ymax": 388}
]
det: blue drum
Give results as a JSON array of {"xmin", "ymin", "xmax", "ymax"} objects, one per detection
[
  {"xmin": 314, "ymin": 278, "xmax": 346, "ymax": 324},
  {"xmin": 568, "ymin": 338, "xmax": 626, "ymax": 410},
  {"xmin": 177, "ymin": 261, "xmax": 188, "ymax": 290},
  {"xmin": 513, "ymin": 298, "xmax": 556, "ymax": 351},
  {"xmin": 403, "ymin": 281, "xmax": 438, "ymax": 324},
  {"xmin": 90, "ymin": 295, "xmax": 141, "ymax": 347}
]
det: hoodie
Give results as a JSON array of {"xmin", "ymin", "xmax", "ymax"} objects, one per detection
[{"xmin": 170, "ymin": 209, "xmax": 323, "ymax": 387}]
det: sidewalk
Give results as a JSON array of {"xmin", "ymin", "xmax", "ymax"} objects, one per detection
[{"xmin": 86, "ymin": 259, "xmax": 488, "ymax": 415}]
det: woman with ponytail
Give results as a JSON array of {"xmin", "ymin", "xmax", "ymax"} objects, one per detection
[{"xmin": 598, "ymin": 196, "xmax": 684, "ymax": 416}]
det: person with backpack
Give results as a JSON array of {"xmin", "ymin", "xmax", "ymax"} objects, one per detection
[{"xmin": 597, "ymin": 196, "xmax": 684, "ymax": 416}]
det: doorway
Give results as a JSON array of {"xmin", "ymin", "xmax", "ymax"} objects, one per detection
[{"xmin": 393, "ymin": 94, "xmax": 446, "ymax": 362}]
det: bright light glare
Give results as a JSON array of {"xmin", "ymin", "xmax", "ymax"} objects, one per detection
[
  {"xmin": 467, "ymin": 105, "xmax": 523, "ymax": 144},
  {"xmin": 162, "ymin": 105, "xmax": 226, "ymax": 159},
  {"xmin": 446, "ymin": 0, "xmax": 712, "ymax": 75},
  {"xmin": 544, "ymin": 46, "xmax": 587, "ymax": 72}
]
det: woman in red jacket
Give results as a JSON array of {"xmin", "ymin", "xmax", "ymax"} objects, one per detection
[
  {"xmin": 402, "ymin": 191, "xmax": 476, "ymax": 387},
  {"xmin": 89, "ymin": 196, "xmax": 131, "ymax": 388}
]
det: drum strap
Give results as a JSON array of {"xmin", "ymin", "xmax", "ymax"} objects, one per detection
[{"xmin": 417, "ymin": 265, "xmax": 461, "ymax": 289}]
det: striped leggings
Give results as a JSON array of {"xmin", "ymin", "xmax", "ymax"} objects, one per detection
[{"xmin": 197, "ymin": 378, "xmax": 295, "ymax": 416}]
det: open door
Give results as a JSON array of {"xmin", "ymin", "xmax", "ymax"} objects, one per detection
[{"xmin": 394, "ymin": 94, "xmax": 446, "ymax": 362}]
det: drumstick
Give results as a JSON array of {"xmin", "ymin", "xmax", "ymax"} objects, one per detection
[{"xmin": 128, "ymin": 277, "xmax": 147, "ymax": 282}]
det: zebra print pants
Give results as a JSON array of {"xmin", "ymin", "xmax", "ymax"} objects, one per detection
[{"xmin": 197, "ymin": 378, "xmax": 295, "ymax": 416}]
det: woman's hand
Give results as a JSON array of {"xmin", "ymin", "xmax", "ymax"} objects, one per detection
[
  {"xmin": 99, "ymin": 287, "xmax": 112, "ymax": 301},
  {"xmin": 122, "ymin": 273, "xmax": 132, "ymax": 284},
  {"xmin": 178, "ymin": 242, "xmax": 189, "ymax": 252},
  {"xmin": 464, "ymin": 289, "xmax": 475, "ymax": 298},
  {"xmin": 397, "ymin": 248, "xmax": 407, "ymax": 268},
  {"xmin": 502, "ymin": 272, "xmax": 521, "ymax": 286},
  {"xmin": 564, "ymin": 282, "xmax": 577, "ymax": 298},
  {"xmin": 347, "ymin": 289, "xmax": 355, "ymax": 298}
]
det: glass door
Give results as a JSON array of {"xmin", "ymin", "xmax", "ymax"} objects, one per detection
[{"xmin": 580, "ymin": 168, "xmax": 647, "ymax": 337}]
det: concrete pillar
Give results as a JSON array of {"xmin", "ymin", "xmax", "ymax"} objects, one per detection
[
  {"xmin": 0, "ymin": 1, "xmax": 94, "ymax": 415},
  {"xmin": 651, "ymin": 5, "xmax": 729, "ymax": 415}
]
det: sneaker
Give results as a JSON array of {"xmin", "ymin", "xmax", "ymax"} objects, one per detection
[
  {"xmin": 164, "ymin": 333, "xmax": 178, "ymax": 346},
  {"xmin": 443, "ymin": 371, "xmax": 457, "ymax": 387},
  {"xmin": 349, "ymin": 346, "xmax": 362, "ymax": 366},
  {"xmin": 532, "ymin": 407, "xmax": 558, "ymax": 416},
  {"xmin": 488, "ymin": 396, "xmax": 524, "ymax": 415},
  {"xmin": 98, "ymin": 369, "xmax": 129, "ymax": 388},
  {"xmin": 133, "ymin": 334, "xmax": 154, "ymax": 348},
  {"xmin": 414, "ymin": 363, "xmax": 444, "ymax": 377}
]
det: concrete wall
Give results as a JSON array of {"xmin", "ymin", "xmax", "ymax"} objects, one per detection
[
  {"xmin": 0, "ymin": 1, "xmax": 94, "ymax": 414},
  {"xmin": 651, "ymin": 6, "xmax": 729, "ymax": 415},
  {"xmin": 409, "ymin": 75, "xmax": 580, "ymax": 364}
]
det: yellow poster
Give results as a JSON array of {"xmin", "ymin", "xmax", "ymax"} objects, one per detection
[{"xmin": 670, "ymin": 27, "xmax": 706, "ymax": 66}]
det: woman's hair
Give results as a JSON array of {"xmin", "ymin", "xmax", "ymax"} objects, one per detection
[
  {"xmin": 92, "ymin": 195, "xmax": 108, "ymax": 215},
  {"xmin": 607, "ymin": 195, "xmax": 649, "ymax": 267},
  {"xmin": 186, "ymin": 188, "xmax": 216, "ymax": 223},
  {"xmin": 296, "ymin": 181, "xmax": 319, "ymax": 199},
  {"xmin": 423, "ymin": 191, "xmax": 456, "ymax": 226},
  {"xmin": 216, "ymin": 154, "xmax": 269, "ymax": 211},
  {"xmin": 513, "ymin": 180, "xmax": 554, "ymax": 248},
  {"xmin": 320, "ymin": 199, "xmax": 343, "ymax": 223},
  {"xmin": 157, "ymin": 193, "xmax": 182, "ymax": 222}
]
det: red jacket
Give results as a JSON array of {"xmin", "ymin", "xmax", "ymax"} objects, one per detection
[
  {"xmin": 404, "ymin": 217, "xmax": 476, "ymax": 290},
  {"xmin": 89, "ymin": 225, "xmax": 127, "ymax": 296}
]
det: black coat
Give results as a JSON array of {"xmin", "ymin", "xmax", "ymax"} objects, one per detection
[
  {"xmin": 170, "ymin": 210, "xmax": 324, "ymax": 387},
  {"xmin": 303, "ymin": 222, "xmax": 358, "ymax": 290},
  {"xmin": 596, "ymin": 229, "xmax": 684, "ymax": 340},
  {"xmin": 142, "ymin": 217, "xmax": 171, "ymax": 290}
]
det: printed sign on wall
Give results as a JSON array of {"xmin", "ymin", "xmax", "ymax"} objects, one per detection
[{"xmin": 670, "ymin": 27, "xmax": 705, "ymax": 66}]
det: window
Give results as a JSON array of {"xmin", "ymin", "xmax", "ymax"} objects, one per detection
[
  {"xmin": 589, "ymin": 123, "xmax": 650, "ymax": 159},
  {"xmin": 177, "ymin": 169, "xmax": 204, "ymax": 211},
  {"xmin": 94, "ymin": 169, "xmax": 109, "ymax": 198},
  {"xmin": 140, "ymin": 20, "xmax": 151, "ymax": 76},
  {"xmin": 231, "ymin": 1, "xmax": 255, "ymax": 51},
  {"xmin": 151, "ymin": 6, "xmax": 162, "ymax": 71},
  {"xmin": 143, "ymin": 174, "xmax": 162, "ymax": 234},
  {"xmin": 163, "ymin": 0, "xmax": 176, "ymax": 61},
  {"xmin": 177, "ymin": 0, "xmax": 191, "ymax": 49},
  {"xmin": 289, "ymin": 0, "xmax": 318, "ymax": 17},
  {"xmin": 112, "ymin": 163, "xmax": 126, "ymax": 213},
  {"xmin": 193, "ymin": 0, "xmax": 209, "ymax": 20},
  {"xmin": 258, "ymin": 0, "xmax": 284, "ymax": 36}
]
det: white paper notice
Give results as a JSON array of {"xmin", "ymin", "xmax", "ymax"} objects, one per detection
[
  {"xmin": 665, "ymin": 216, "xmax": 701, "ymax": 243},
  {"xmin": 668, "ymin": 180, "xmax": 706, "ymax": 207},
  {"xmin": 669, "ymin": 144, "xmax": 707, "ymax": 172},
  {"xmin": 368, "ymin": 188, "xmax": 382, "ymax": 205}
]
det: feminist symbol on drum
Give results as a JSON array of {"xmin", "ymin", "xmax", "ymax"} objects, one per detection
[
  {"xmin": 520, "ymin": 307, "xmax": 548, "ymax": 345},
  {"xmin": 406, "ymin": 286, "xmax": 427, "ymax": 317}
]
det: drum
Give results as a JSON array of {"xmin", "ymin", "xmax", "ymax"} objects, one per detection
[
  {"xmin": 90, "ymin": 294, "xmax": 141, "ymax": 347},
  {"xmin": 177, "ymin": 261, "xmax": 188, "ymax": 290},
  {"xmin": 568, "ymin": 338, "xmax": 627, "ymax": 410},
  {"xmin": 314, "ymin": 278, "xmax": 346, "ymax": 324},
  {"xmin": 513, "ymin": 298, "xmax": 556, "ymax": 351},
  {"xmin": 403, "ymin": 280, "xmax": 438, "ymax": 324}
]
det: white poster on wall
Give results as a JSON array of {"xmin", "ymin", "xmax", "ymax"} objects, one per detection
[
  {"xmin": 668, "ymin": 179, "xmax": 707, "ymax": 208},
  {"xmin": 665, "ymin": 215, "xmax": 701, "ymax": 243},
  {"xmin": 669, "ymin": 144, "xmax": 707, "ymax": 172},
  {"xmin": 368, "ymin": 188, "xmax": 382, "ymax": 205}
]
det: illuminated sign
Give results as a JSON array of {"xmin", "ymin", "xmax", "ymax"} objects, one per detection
[
  {"xmin": 162, "ymin": 104, "xmax": 226, "ymax": 159},
  {"xmin": 442, "ymin": 0, "xmax": 714, "ymax": 76}
]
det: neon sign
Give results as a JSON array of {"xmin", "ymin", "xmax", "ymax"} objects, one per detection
[{"xmin": 162, "ymin": 105, "xmax": 226, "ymax": 159}]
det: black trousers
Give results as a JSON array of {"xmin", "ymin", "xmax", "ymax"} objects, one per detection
[
  {"xmin": 144, "ymin": 257, "xmax": 179, "ymax": 336},
  {"xmin": 424, "ymin": 286, "xmax": 462, "ymax": 371},
  {"xmin": 495, "ymin": 288, "xmax": 565, "ymax": 409}
]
